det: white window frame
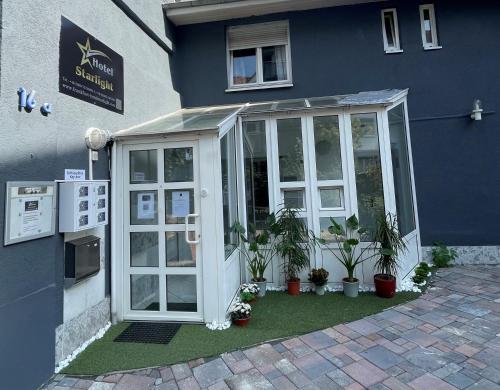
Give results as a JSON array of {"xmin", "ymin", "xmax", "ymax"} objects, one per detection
[
  {"xmin": 419, "ymin": 4, "xmax": 441, "ymax": 50},
  {"xmin": 381, "ymin": 8, "xmax": 403, "ymax": 53},
  {"xmin": 226, "ymin": 21, "xmax": 293, "ymax": 92}
]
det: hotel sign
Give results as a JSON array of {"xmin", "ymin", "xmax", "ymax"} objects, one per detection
[{"xmin": 59, "ymin": 17, "xmax": 124, "ymax": 114}]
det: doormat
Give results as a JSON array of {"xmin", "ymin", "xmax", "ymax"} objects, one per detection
[{"xmin": 114, "ymin": 322, "xmax": 181, "ymax": 345}]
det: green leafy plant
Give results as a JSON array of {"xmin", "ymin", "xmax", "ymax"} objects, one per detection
[
  {"xmin": 373, "ymin": 213, "xmax": 407, "ymax": 280},
  {"xmin": 419, "ymin": 262, "xmax": 430, "ymax": 271},
  {"xmin": 432, "ymin": 242, "xmax": 457, "ymax": 268},
  {"xmin": 240, "ymin": 291, "xmax": 255, "ymax": 303},
  {"xmin": 271, "ymin": 207, "xmax": 313, "ymax": 281},
  {"xmin": 412, "ymin": 274, "xmax": 425, "ymax": 284},
  {"xmin": 318, "ymin": 214, "xmax": 375, "ymax": 282},
  {"xmin": 308, "ymin": 268, "xmax": 329, "ymax": 286},
  {"xmin": 232, "ymin": 218, "xmax": 278, "ymax": 282}
]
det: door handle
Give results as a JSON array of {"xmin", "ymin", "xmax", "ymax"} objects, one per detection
[{"xmin": 185, "ymin": 213, "xmax": 200, "ymax": 244}]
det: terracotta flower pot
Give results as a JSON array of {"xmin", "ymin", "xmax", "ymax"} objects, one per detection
[
  {"xmin": 374, "ymin": 274, "xmax": 396, "ymax": 298},
  {"xmin": 233, "ymin": 317, "xmax": 251, "ymax": 327},
  {"xmin": 287, "ymin": 279, "xmax": 300, "ymax": 296}
]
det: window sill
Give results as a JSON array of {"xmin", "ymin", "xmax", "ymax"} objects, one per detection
[
  {"xmin": 384, "ymin": 49, "xmax": 404, "ymax": 54},
  {"xmin": 226, "ymin": 82, "xmax": 293, "ymax": 93},
  {"xmin": 423, "ymin": 45, "xmax": 442, "ymax": 51}
]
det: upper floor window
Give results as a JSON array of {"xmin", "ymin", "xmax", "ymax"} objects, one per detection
[
  {"xmin": 381, "ymin": 9, "xmax": 402, "ymax": 53},
  {"xmin": 226, "ymin": 21, "xmax": 292, "ymax": 91},
  {"xmin": 419, "ymin": 4, "xmax": 441, "ymax": 49}
]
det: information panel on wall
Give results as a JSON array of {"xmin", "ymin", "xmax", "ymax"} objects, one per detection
[
  {"xmin": 59, "ymin": 16, "xmax": 124, "ymax": 114},
  {"xmin": 4, "ymin": 182, "xmax": 57, "ymax": 246}
]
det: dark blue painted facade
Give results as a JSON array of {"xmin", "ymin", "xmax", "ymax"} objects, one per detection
[{"xmin": 171, "ymin": 0, "xmax": 500, "ymax": 246}]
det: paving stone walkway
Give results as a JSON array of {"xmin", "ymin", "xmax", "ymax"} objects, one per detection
[{"xmin": 45, "ymin": 266, "xmax": 500, "ymax": 390}]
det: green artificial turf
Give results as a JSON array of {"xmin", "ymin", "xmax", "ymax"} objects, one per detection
[{"xmin": 64, "ymin": 291, "xmax": 419, "ymax": 375}]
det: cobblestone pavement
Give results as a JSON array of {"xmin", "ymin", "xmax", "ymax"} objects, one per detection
[{"xmin": 45, "ymin": 266, "xmax": 500, "ymax": 390}]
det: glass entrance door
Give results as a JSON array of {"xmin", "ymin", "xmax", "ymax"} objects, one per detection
[{"xmin": 123, "ymin": 141, "xmax": 203, "ymax": 321}]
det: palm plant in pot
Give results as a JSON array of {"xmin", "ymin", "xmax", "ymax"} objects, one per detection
[
  {"xmin": 271, "ymin": 207, "xmax": 313, "ymax": 295},
  {"xmin": 232, "ymin": 218, "xmax": 278, "ymax": 297},
  {"xmin": 318, "ymin": 214, "xmax": 374, "ymax": 298},
  {"xmin": 373, "ymin": 213, "xmax": 407, "ymax": 298}
]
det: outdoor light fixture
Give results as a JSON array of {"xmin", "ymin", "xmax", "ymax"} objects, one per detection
[
  {"xmin": 85, "ymin": 127, "xmax": 111, "ymax": 151},
  {"xmin": 471, "ymin": 99, "xmax": 483, "ymax": 121}
]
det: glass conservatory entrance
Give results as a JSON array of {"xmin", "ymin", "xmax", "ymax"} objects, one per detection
[{"xmin": 111, "ymin": 89, "xmax": 420, "ymax": 325}]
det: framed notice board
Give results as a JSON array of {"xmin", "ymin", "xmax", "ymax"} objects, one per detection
[{"xmin": 4, "ymin": 182, "xmax": 57, "ymax": 246}]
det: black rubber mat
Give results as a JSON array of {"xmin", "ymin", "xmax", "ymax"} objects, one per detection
[{"xmin": 114, "ymin": 322, "xmax": 181, "ymax": 345}]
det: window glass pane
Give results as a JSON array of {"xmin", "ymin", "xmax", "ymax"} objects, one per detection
[
  {"xmin": 130, "ymin": 232, "xmax": 159, "ymax": 267},
  {"xmin": 130, "ymin": 191, "xmax": 158, "ymax": 225},
  {"xmin": 243, "ymin": 121, "xmax": 269, "ymax": 233},
  {"xmin": 130, "ymin": 150, "xmax": 157, "ymax": 184},
  {"xmin": 423, "ymin": 9, "xmax": 433, "ymax": 43},
  {"xmin": 384, "ymin": 13, "xmax": 396, "ymax": 47},
  {"xmin": 320, "ymin": 188, "xmax": 342, "ymax": 209},
  {"xmin": 165, "ymin": 189, "xmax": 194, "ymax": 224},
  {"xmin": 314, "ymin": 115, "xmax": 342, "ymax": 180},
  {"xmin": 166, "ymin": 231, "xmax": 196, "ymax": 267},
  {"xmin": 167, "ymin": 275, "xmax": 197, "ymax": 312},
  {"xmin": 262, "ymin": 45, "xmax": 288, "ymax": 82},
  {"xmin": 283, "ymin": 189, "xmax": 304, "ymax": 209},
  {"xmin": 351, "ymin": 113, "xmax": 385, "ymax": 239},
  {"xmin": 277, "ymin": 118, "xmax": 304, "ymax": 182},
  {"xmin": 164, "ymin": 147, "xmax": 193, "ymax": 183},
  {"xmin": 232, "ymin": 48, "xmax": 257, "ymax": 85},
  {"xmin": 320, "ymin": 217, "xmax": 346, "ymax": 243},
  {"xmin": 130, "ymin": 275, "xmax": 159, "ymax": 311},
  {"xmin": 388, "ymin": 104, "xmax": 416, "ymax": 236},
  {"xmin": 221, "ymin": 127, "xmax": 239, "ymax": 259}
]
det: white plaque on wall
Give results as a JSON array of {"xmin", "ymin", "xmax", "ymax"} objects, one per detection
[{"xmin": 4, "ymin": 182, "xmax": 57, "ymax": 245}]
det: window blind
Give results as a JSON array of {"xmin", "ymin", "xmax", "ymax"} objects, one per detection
[{"xmin": 227, "ymin": 21, "xmax": 289, "ymax": 50}]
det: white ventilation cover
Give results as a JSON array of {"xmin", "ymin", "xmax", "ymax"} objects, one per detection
[
  {"xmin": 227, "ymin": 21, "xmax": 289, "ymax": 50},
  {"xmin": 85, "ymin": 127, "xmax": 110, "ymax": 151}
]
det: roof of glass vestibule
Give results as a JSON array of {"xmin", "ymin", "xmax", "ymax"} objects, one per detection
[{"xmin": 112, "ymin": 89, "xmax": 407, "ymax": 139}]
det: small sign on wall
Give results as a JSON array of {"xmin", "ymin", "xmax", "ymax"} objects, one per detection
[
  {"xmin": 4, "ymin": 182, "xmax": 57, "ymax": 245},
  {"xmin": 64, "ymin": 169, "xmax": 86, "ymax": 181}
]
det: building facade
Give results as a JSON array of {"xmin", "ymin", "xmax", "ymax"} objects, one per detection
[{"xmin": 0, "ymin": 0, "xmax": 498, "ymax": 388}]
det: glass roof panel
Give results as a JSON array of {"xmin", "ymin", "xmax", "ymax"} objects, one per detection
[
  {"xmin": 275, "ymin": 99, "xmax": 308, "ymax": 110},
  {"xmin": 307, "ymin": 96, "xmax": 345, "ymax": 108}
]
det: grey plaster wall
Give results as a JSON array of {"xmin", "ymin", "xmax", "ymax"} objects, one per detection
[
  {"xmin": 0, "ymin": 0, "xmax": 179, "ymax": 388},
  {"xmin": 171, "ymin": 0, "xmax": 500, "ymax": 247},
  {"xmin": 421, "ymin": 246, "xmax": 500, "ymax": 266}
]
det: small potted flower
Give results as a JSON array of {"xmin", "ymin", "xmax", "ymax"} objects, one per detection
[
  {"xmin": 308, "ymin": 268, "xmax": 329, "ymax": 295},
  {"xmin": 240, "ymin": 283, "xmax": 259, "ymax": 302},
  {"xmin": 229, "ymin": 302, "xmax": 252, "ymax": 326}
]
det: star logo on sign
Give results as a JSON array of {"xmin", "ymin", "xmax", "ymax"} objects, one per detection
[{"xmin": 76, "ymin": 37, "xmax": 111, "ymax": 68}]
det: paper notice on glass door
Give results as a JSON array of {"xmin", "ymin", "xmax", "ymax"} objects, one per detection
[
  {"xmin": 172, "ymin": 191, "xmax": 190, "ymax": 218},
  {"xmin": 137, "ymin": 192, "xmax": 155, "ymax": 220}
]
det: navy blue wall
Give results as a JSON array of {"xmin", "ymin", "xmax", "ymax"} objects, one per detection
[
  {"xmin": 0, "ymin": 148, "xmax": 109, "ymax": 390},
  {"xmin": 172, "ymin": 0, "xmax": 500, "ymax": 246}
]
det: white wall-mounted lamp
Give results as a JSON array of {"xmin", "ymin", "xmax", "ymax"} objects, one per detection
[{"xmin": 471, "ymin": 99, "xmax": 483, "ymax": 121}]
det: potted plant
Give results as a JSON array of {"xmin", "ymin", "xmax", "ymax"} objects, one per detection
[
  {"xmin": 373, "ymin": 213, "xmax": 407, "ymax": 298},
  {"xmin": 308, "ymin": 268, "xmax": 329, "ymax": 295},
  {"xmin": 232, "ymin": 219, "xmax": 278, "ymax": 297},
  {"xmin": 272, "ymin": 207, "xmax": 313, "ymax": 295},
  {"xmin": 229, "ymin": 301, "xmax": 252, "ymax": 327},
  {"xmin": 318, "ymin": 214, "xmax": 374, "ymax": 297},
  {"xmin": 240, "ymin": 283, "xmax": 259, "ymax": 302}
]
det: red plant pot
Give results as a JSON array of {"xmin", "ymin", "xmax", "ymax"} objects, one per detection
[
  {"xmin": 374, "ymin": 274, "xmax": 396, "ymax": 298},
  {"xmin": 233, "ymin": 317, "xmax": 251, "ymax": 327},
  {"xmin": 287, "ymin": 279, "xmax": 301, "ymax": 296}
]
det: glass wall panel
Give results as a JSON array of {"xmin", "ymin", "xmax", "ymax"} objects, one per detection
[
  {"xmin": 130, "ymin": 150, "xmax": 157, "ymax": 184},
  {"xmin": 165, "ymin": 189, "xmax": 194, "ymax": 224},
  {"xmin": 164, "ymin": 147, "xmax": 194, "ymax": 183},
  {"xmin": 277, "ymin": 118, "xmax": 304, "ymax": 182},
  {"xmin": 130, "ymin": 191, "xmax": 158, "ymax": 225},
  {"xmin": 130, "ymin": 275, "xmax": 159, "ymax": 311},
  {"xmin": 388, "ymin": 104, "xmax": 416, "ymax": 236},
  {"xmin": 351, "ymin": 113, "xmax": 385, "ymax": 239},
  {"xmin": 243, "ymin": 121, "xmax": 269, "ymax": 233},
  {"xmin": 320, "ymin": 188, "xmax": 342, "ymax": 209},
  {"xmin": 130, "ymin": 232, "xmax": 159, "ymax": 267},
  {"xmin": 166, "ymin": 231, "xmax": 196, "ymax": 267},
  {"xmin": 167, "ymin": 275, "xmax": 197, "ymax": 312},
  {"xmin": 220, "ymin": 127, "xmax": 239, "ymax": 258},
  {"xmin": 283, "ymin": 189, "xmax": 304, "ymax": 209},
  {"xmin": 313, "ymin": 115, "xmax": 342, "ymax": 180},
  {"xmin": 319, "ymin": 217, "xmax": 346, "ymax": 243}
]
